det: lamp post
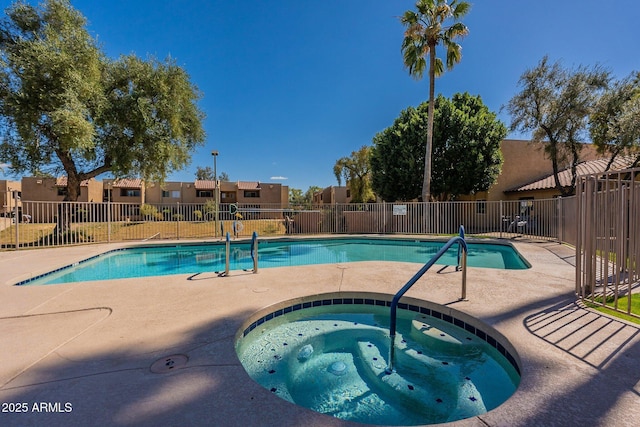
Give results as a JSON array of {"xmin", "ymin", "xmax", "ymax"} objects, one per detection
[{"xmin": 212, "ymin": 150, "xmax": 219, "ymax": 238}]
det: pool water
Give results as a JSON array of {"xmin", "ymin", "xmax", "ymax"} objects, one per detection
[
  {"xmin": 19, "ymin": 237, "xmax": 529, "ymax": 285},
  {"xmin": 236, "ymin": 303, "xmax": 520, "ymax": 426}
]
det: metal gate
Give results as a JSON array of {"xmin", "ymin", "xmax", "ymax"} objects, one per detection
[{"xmin": 576, "ymin": 167, "xmax": 640, "ymax": 318}]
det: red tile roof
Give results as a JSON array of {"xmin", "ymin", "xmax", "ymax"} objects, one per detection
[
  {"xmin": 506, "ymin": 156, "xmax": 638, "ymax": 192},
  {"xmin": 194, "ymin": 180, "xmax": 217, "ymax": 190},
  {"xmin": 237, "ymin": 181, "xmax": 261, "ymax": 190},
  {"xmin": 55, "ymin": 177, "xmax": 91, "ymax": 187},
  {"xmin": 111, "ymin": 178, "xmax": 143, "ymax": 188}
]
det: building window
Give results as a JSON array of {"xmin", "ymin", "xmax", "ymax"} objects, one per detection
[
  {"xmin": 244, "ymin": 190, "xmax": 259, "ymax": 198},
  {"xmin": 57, "ymin": 187, "xmax": 68, "ymax": 196},
  {"xmin": 162, "ymin": 190, "xmax": 180, "ymax": 198},
  {"xmin": 120, "ymin": 189, "xmax": 140, "ymax": 197},
  {"xmin": 196, "ymin": 190, "xmax": 213, "ymax": 198},
  {"xmin": 476, "ymin": 200, "xmax": 486, "ymax": 214}
]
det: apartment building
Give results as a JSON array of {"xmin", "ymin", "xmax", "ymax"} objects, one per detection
[
  {"xmin": 471, "ymin": 139, "xmax": 602, "ymax": 201},
  {"xmin": 18, "ymin": 177, "xmax": 289, "ymax": 219},
  {"xmin": 21, "ymin": 177, "xmax": 103, "ymax": 202},
  {"xmin": 312, "ymin": 186, "xmax": 351, "ymax": 205},
  {"xmin": 0, "ymin": 180, "xmax": 21, "ymax": 217}
]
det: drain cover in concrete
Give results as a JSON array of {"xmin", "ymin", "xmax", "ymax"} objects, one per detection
[{"xmin": 150, "ymin": 354, "xmax": 189, "ymax": 373}]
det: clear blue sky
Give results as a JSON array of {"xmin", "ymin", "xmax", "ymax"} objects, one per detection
[{"xmin": 1, "ymin": 0, "xmax": 639, "ymax": 191}]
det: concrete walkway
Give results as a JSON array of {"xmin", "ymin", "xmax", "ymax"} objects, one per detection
[{"xmin": 0, "ymin": 239, "xmax": 638, "ymax": 427}]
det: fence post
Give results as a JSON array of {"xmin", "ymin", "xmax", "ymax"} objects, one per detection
[
  {"xmin": 13, "ymin": 190, "xmax": 19, "ymax": 250},
  {"xmin": 107, "ymin": 196, "xmax": 111, "ymax": 243},
  {"xmin": 557, "ymin": 196, "xmax": 562, "ymax": 243},
  {"xmin": 383, "ymin": 201, "xmax": 386, "ymax": 234},
  {"xmin": 499, "ymin": 200, "xmax": 503, "ymax": 239}
]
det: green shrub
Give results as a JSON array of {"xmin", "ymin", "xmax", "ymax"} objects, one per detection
[{"xmin": 140, "ymin": 204, "xmax": 162, "ymax": 220}]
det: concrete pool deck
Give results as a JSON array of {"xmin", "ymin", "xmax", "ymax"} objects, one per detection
[{"xmin": 0, "ymin": 238, "xmax": 639, "ymax": 427}]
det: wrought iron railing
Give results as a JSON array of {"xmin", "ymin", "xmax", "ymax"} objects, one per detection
[{"xmin": 0, "ymin": 198, "xmax": 574, "ymax": 250}]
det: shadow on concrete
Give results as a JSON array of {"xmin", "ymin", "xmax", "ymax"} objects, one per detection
[
  {"xmin": 0, "ymin": 305, "xmax": 353, "ymax": 427},
  {"xmin": 475, "ymin": 288, "xmax": 640, "ymax": 427},
  {"xmin": 514, "ymin": 299, "xmax": 640, "ymax": 427}
]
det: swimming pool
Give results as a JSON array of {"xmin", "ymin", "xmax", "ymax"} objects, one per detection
[
  {"xmin": 17, "ymin": 237, "xmax": 529, "ymax": 285},
  {"xmin": 235, "ymin": 292, "xmax": 521, "ymax": 425}
]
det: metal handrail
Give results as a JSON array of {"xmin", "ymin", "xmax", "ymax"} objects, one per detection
[
  {"xmin": 386, "ymin": 226, "xmax": 468, "ymax": 374},
  {"xmin": 250, "ymin": 231, "xmax": 258, "ymax": 273}
]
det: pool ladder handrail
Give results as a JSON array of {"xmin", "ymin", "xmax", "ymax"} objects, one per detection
[
  {"xmin": 250, "ymin": 231, "xmax": 258, "ymax": 273},
  {"xmin": 386, "ymin": 226, "xmax": 468, "ymax": 374},
  {"xmin": 218, "ymin": 231, "xmax": 259, "ymax": 277}
]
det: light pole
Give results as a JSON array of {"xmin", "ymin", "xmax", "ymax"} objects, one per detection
[{"xmin": 212, "ymin": 150, "xmax": 219, "ymax": 238}]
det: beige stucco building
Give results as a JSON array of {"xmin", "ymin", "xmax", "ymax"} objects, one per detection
[
  {"xmin": 313, "ymin": 186, "xmax": 352, "ymax": 205},
  {"xmin": 21, "ymin": 177, "xmax": 103, "ymax": 203},
  {"xmin": 0, "ymin": 180, "xmax": 21, "ymax": 216},
  {"xmin": 463, "ymin": 139, "xmax": 603, "ymax": 201},
  {"xmin": 21, "ymin": 177, "xmax": 288, "ymax": 207}
]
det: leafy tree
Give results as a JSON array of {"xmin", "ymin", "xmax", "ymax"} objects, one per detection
[
  {"xmin": 202, "ymin": 199, "xmax": 216, "ymax": 220},
  {"xmin": 196, "ymin": 166, "xmax": 214, "ymax": 180},
  {"xmin": 371, "ymin": 93, "xmax": 505, "ymax": 201},
  {"xmin": 590, "ymin": 71, "xmax": 640, "ymax": 169},
  {"xmin": 140, "ymin": 204, "xmax": 162, "ymax": 220},
  {"xmin": 431, "ymin": 93, "xmax": 505, "ymax": 199},
  {"xmin": 304, "ymin": 186, "xmax": 321, "ymax": 204},
  {"xmin": 370, "ymin": 108, "xmax": 425, "ymax": 202},
  {"xmin": 506, "ymin": 56, "xmax": 609, "ymax": 196},
  {"xmin": 333, "ymin": 146, "xmax": 375, "ymax": 203},
  {"xmin": 289, "ymin": 188, "xmax": 304, "ymax": 207},
  {"xmin": 196, "ymin": 166, "xmax": 229, "ymax": 181},
  {"xmin": 289, "ymin": 185, "xmax": 321, "ymax": 208},
  {"xmin": 400, "ymin": 0, "xmax": 470, "ymax": 201},
  {"xmin": 0, "ymin": 0, "xmax": 206, "ymax": 204}
]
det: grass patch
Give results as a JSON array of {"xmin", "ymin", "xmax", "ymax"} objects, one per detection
[
  {"xmin": 0, "ymin": 219, "xmax": 288, "ymax": 248},
  {"xmin": 584, "ymin": 293, "xmax": 640, "ymax": 325}
]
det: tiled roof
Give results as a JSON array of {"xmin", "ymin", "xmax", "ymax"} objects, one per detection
[
  {"xmin": 55, "ymin": 177, "xmax": 91, "ymax": 187},
  {"xmin": 506, "ymin": 155, "xmax": 638, "ymax": 193},
  {"xmin": 111, "ymin": 178, "xmax": 143, "ymax": 188},
  {"xmin": 237, "ymin": 181, "xmax": 261, "ymax": 190},
  {"xmin": 194, "ymin": 180, "xmax": 216, "ymax": 190}
]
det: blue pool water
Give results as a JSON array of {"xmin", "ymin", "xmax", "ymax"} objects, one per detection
[
  {"xmin": 19, "ymin": 237, "xmax": 529, "ymax": 285},
  {"xmin": 236, "ymin": 298, "xmax": 521, "ymax": 425}
]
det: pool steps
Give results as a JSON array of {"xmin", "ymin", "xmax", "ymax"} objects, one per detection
[
  {"xmin": 357, "ymin": 338, "xmax": 487, "ymax": 420},
  {"xmin": 388, "ymin": 228, "xmax": 469, "ymax": 373},
  {"xmin": 410, "ymin": 314, "xmax": 480, "ymax": 353},
  {"xmin": 256, "ymin": 318, "xmax": 488, "ymax": 420}
]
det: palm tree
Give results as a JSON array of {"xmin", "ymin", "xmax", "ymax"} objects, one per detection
[{"xmin": 401, "ymin": 0, "xmax": 470, "ymax": 201}]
